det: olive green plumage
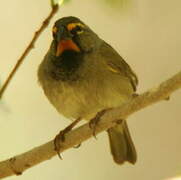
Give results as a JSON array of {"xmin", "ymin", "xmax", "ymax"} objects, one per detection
[{"xmin": 38, "ymin": 16, "xmax": 138, "ymax": 164}]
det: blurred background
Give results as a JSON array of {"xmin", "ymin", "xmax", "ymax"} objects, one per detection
[{"xmin": 0, "ymin": 0, "xmax": 181, "ymax": 180}]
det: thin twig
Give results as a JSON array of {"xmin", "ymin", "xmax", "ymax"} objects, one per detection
[
  {"xmin": 0, "ymin": 5, "xmax": 59, "ymax": 99},
  {"xmin": 0, "ymin": 71, "xmax": 180, "ymax": 179}
]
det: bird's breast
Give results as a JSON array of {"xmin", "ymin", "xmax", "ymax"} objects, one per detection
[{"xmin": 41, "ymin": 74, "xmax": 133, "ymax": 120}]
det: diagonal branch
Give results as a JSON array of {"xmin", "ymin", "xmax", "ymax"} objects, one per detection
[
  {"xmin": 0, "ymin": 71, "xmax": 180, "ymax": 179},
  {"xmin": 0, "ymin": 5, "xmax": 59, "ymax": 99}
]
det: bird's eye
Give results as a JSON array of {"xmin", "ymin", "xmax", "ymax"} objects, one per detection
[{"xmin": 70, "ymin": 25, "xmax": 84, "ymax": 35}]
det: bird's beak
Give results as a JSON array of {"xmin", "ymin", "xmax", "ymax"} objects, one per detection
[{"xmin": 56, "ymin": 27, "xmax": 80, "ymax": 57}]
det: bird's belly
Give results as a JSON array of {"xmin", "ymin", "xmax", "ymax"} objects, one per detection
[{"xmin": 43, "ymin": 80, "xmax": 132, "ymax": 121}]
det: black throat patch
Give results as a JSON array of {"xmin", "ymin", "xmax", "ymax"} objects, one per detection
[{"xmin": 51, "ymin": 50, "xmax": 83, "ymax": 81}]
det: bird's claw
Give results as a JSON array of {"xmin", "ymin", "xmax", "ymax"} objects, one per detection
[
  {"xmin": 89, "ymin": 108, "xmax": 111, "ymax": 139},
  {"xmin": 89, "ymin": 117, "xmax": 98, "ymax": 139},
  {"xmin": 73, "ymin": 143, "xmax": 81, "ymax": 148},
  {"xmin": 54, "ymin": 130, "xmax": 67, "ymax": 159},
  {"xmin": 53, "ymin": 118, "xmax": 82, "ymax": 159}
]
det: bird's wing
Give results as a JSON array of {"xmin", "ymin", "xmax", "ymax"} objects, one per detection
[{"xmin": 99, "ymin": 42, "xmax": 138, "ymax": 91}]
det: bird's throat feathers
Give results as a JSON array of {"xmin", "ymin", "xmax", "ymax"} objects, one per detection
[{"xmin": 51, "ymin": 50, "xmax": 83, "ymax": 81}]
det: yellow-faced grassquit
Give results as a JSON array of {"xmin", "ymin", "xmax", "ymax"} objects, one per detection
[{"xmin": 38, "ymin": 16, "xmax": 138, "ymax": 165}]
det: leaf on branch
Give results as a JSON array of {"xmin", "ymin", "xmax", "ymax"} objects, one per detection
[{"xmin": 51, "ymin": 0, "xmax": 70, "ymax": 7}]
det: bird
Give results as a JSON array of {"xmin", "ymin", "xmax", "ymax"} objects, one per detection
[{"xmin": 38, "ymin": 16, "xmax": 138, "ymax": 165}]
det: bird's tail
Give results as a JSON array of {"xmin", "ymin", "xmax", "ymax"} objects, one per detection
[{"xmin": 107, "ymin": 120, "xmax": 137, "ymax": 164}]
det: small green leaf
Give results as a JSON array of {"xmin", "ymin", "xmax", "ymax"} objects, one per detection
[{"xmin": 51, "ymin": 0, "xmax": 69, "ymax": 7}]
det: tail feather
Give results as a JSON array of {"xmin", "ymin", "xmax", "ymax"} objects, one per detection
[{"xmin": 107, "ymin": 121, "xmax": 137, "ymax": 164}]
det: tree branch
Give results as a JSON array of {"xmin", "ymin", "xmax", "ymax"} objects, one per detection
[
  {"xmin": 0, "ymin": 5, "xmax": 59, "ymax": 99},
  {"xmin": 0, "ymin": 71, "xmax": 180, "ymax": 178}
]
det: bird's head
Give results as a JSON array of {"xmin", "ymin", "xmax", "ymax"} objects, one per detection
[{"xmin": 51, "ymin": 16, "xmax": 101, "ymax": 57}]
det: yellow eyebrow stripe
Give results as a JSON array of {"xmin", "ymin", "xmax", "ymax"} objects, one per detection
[
  {"xmin": 67, "ymin": 23, "xmax": 85, "ymax": 31},
  {"xmin": 52, "ymin": 26, "xmax": 58, "ymax": 34}
]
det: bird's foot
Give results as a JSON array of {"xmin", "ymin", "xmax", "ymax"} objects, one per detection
[
  {"xmin": 74, "ymin": 143, "xmax": 81, "ymax": 148},
  {"xmin": 54, "ymin": 131, "xmax": 66, "ymax": 159},
  {"xmin": 54, "ymin": 117, "xmax": 82, "ymax": 159},
  {"xmin": 89, "ymin": 108, "xmax": 111, "ymax": 138}
]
